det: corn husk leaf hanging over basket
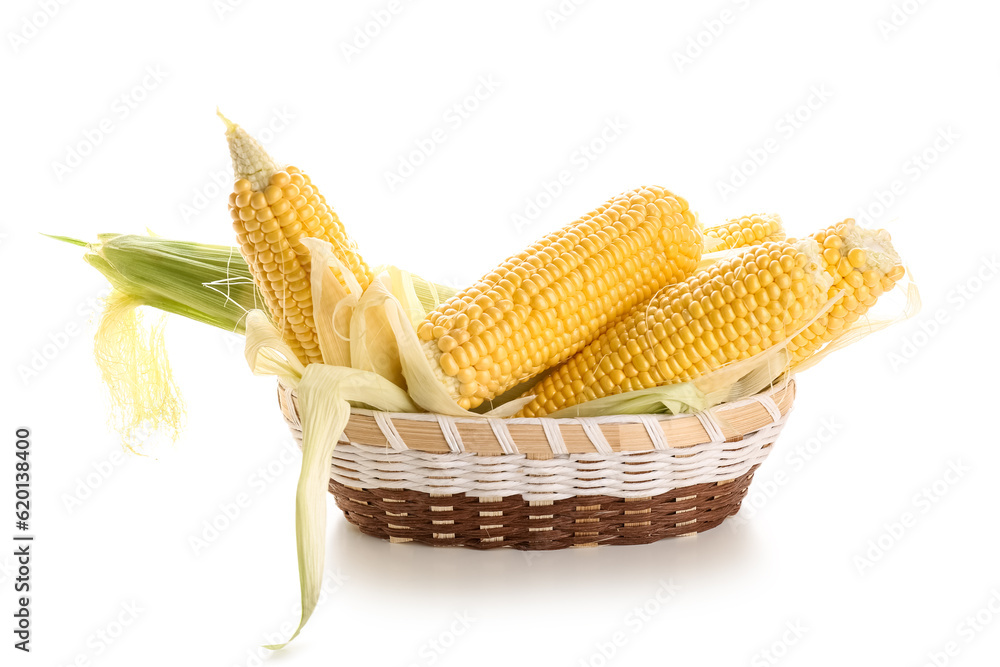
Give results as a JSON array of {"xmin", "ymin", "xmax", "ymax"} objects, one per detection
[{"xmin": 242, "ymin": 246, "xmax": 536, "ymax": 646}]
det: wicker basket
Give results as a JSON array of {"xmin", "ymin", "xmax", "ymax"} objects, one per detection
[{"xmin": 277, "ymin": 379, "xmax": 795, "ymax": 550}]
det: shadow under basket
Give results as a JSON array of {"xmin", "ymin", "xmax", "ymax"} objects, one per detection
[{"xmin": 277, "ymin": 379, "xmax": 796, "ymax": 550}]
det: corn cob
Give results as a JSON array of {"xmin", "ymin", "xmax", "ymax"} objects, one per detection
[
  {"xmin": 417, "ymin": 186, "xmax": 703, "ymax": 410},
  {"xmin": 786, "ymin": 219, "xmax": 905, "ymax": 368},
  {"xmin": 517, "ymin": 238, "xmax": 832, "ymax": 417},
  {"xmin": 222, "ymin": 113, "xmax": 373, "ymax": 365},
  {"xmin": 704, "ymin": 213, "xmax": 785, "ymax": 251}
]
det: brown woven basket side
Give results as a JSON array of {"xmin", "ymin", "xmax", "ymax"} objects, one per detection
[{"xmin": 328, "ymin": 466, "xmax": 757, "ymax": 549}]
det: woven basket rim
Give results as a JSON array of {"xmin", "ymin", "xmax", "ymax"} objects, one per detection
[
  {"xmin": 276, "ymin": 377, "xmax": 794, "ymax": 423},
  {"xmin": 277, "ymin": 377, "xmax": 795, "ymax": 458}
]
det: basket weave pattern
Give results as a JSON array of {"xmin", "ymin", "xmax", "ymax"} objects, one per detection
[
  {"xmin": 278, "ymin": 380, "xmax": 795, "ymax": 549},
  {"xmin": 325, "ymin": 469, "xmax": 758, "ymax": 549}
]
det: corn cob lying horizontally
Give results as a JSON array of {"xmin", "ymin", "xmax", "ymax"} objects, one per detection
[
  {"xmin": 223, "ymin": 113, "xmax": 373, "ymax": 365},
  {"xmin": 517, "ymin": 237, "xmax": 835, "ymax": 417},
  {"xmin": 704, "ymin": 213, "xmax": 785, "ymax": 251},
  {"xmin": 517, "ymin": 220, "xmax": 904, "ymax": 417},
  {"xmin": 417, "ymin": 187, "xmax": 704, "ymax": 409},
  {"xmin": 786, "ymin": 218, "xmax": 905, "ymax": 368}
]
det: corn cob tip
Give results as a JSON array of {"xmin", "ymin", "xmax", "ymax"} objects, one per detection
[
  {"xmin": 220, "ymin": 112, "xmax": 280, "ymax": 191},
  {"xmin": 807, "ymin": 219, "xmax": 903, "ymax": 280},
  {"xmin": 779, "ymin": 220, "xmax": 907, "ymax": 370},
  {"xmin": 216, "ymin": 107, "xmax": 236, "ymax": 132},
  {"xmin": 845, "ymin": 225, "xmax": 901, "ymax": 274}
]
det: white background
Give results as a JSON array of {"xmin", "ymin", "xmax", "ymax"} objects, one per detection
[{"xmin": 3, "ymin": 0, "xmax": 999, "ymax": 665}]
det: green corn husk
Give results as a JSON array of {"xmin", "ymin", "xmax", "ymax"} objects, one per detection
[
  {"xmin": 50, "ymin": 233, "xmax": 263, "ymax": 334},
  {"xmin": 49, "ymin": 233, "xmax": 265, "ymax": 446},
  {"xmin": 51, "ymin": 233, "xmax": 460, "ymax": 333},
  {"xmin": 51, "ymin": 233, "xmax": 461, "ymax": 448}
]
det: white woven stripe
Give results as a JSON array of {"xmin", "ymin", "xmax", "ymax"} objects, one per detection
[
  {"xmin": 756, "ymin": 395, "xmax": 783, "ymax": 422},
  {"xmin": 639, "ymin": 415, "xmax": 670, "ymax": 450},
  {"xmin": 488, "ymin": 419, "xmax": 519, "ymax": 455},
  {"xmin": 695, "ymin": 410, "xmax": 726, "ymax": 443},
  {"xmin": 435, "ymin": 414, "xmax": 465, "ymax": 453},
  {"xmin": 325, "ymin": 418, "xmax": 787, "ymax": 501},
  {"xmin": 580, "ymin": 421, "xmax": 614, "ymax": 454},
  {"xmin": 373, "ymin": 411, "xmax": 408, "ymax": 451},
  {"xmin": 539, "ymin": 419, "xmax": 568, "ymax": 455}
]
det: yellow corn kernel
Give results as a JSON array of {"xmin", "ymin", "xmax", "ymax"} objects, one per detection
[
  {"xmin": 420, "ymin": 187, "xmax": 704, "ymax": 408},
  {"xmin": 786, "ymin": 219, "xmax": 906, "ymax": 368},
  {"xmin": 222, "ymin": 112, "xmax": 372, "ymax": 365},
  {"xmin": 703, "ymin": 213, "xmax": 785, "ymax": 251},
  {"xmin": 517, "ymin": 239, "xmax": 830, "ymax": 417}
]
